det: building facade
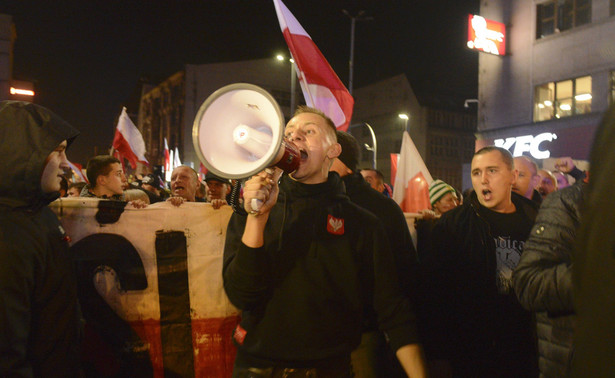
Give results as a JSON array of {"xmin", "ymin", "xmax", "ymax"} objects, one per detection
[
  {"xmin": 0, "ymin": 14, "xmax": 15, "ymax": 101},
  {"xmin": 352, "ymin": 74, "xmax": 476, "ymax": 191},
  {"xmin": 474, "ymin": 0, "xmax": 615, "ymax": 172}
]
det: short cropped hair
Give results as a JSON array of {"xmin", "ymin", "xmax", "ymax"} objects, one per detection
[
  {"xmin": 293, "ymin": 106, "xmax": 337, "ymax": 137},
  {"xmin": 474, "ymin": 146, "xmax": 514, "ymax": 170},
  {"xmin": 86, "ymin": 155, "xmax": 120, "ymax": 187}
]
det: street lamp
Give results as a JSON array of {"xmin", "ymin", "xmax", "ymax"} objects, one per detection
[
  {"xmin": 349, "ymin": 122, "xmax": 377, "ymax": 169},
  {"xmin": 342, "ymin": 10, "xmax": 373, "ymax": 95},
  {"xmin": 276, "ymin": 54, "xmax": 298, "ymax": 114},
  {"xmin": 398, "ymin": 113, "xmax": 409, "ymax": 132}
]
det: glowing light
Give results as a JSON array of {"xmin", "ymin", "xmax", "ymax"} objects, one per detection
[
  {"xmin": 398, "ymin": 113, "xmax": 409, "ymax": 120},
  {"xmin": 560, "ymin": 104, "xmax": 572, "ymax": 111},
  {"xmin": 575, "ymin": 93, "xmax": 592, "ymax": 101},
  {"xmin": 544, "ymin": 100, "xmax": 553, "ymax": 106},
  {"xmin": 467, "ymin": 14, "xmax": 506, "ymax": 56},
  {"xmin": 538, "ymin": 103, "xmax": 545, "ymax": 109},
  {"xmin": 276, "ymin": 55, "xmax": 284, "ymax": 61},
  {"xmin": 10, "ymin": 87, "xmax": 35, "ymax": 96}
]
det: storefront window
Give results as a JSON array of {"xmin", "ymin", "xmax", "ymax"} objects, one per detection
[
  {"xmin": 534, "ymin": 76, "xmax": 591, "ymax": 121},
  {"xmin": 536, "ymin": 0, "xmax": 592, "ymax": 38}
]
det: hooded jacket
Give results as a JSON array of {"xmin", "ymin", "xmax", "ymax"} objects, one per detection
[
  {"xmin": 0, "ymin": 101, "xmax": 80, "ymax": 376},
  {"xmin": 223, "ymin": 173, "xmax": 418, "ymax": 369}
]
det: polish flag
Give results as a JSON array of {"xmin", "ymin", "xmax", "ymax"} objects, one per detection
[
  {"xmin": 392, "ymin": 131, "xmax": 433, "ymax": 213},
  {"xmin": 164, "ymin": 138, "xmax": 171, "ymax": 181},
  {"xmin": 112, "ymin": 107, "xmax": 148, "ymax": 169},
  {"xmin": 273, "ymin": 0, "xmax": 354, "ymax": 131}
]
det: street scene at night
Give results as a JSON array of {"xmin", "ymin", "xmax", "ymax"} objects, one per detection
[{"xmin": 1, "ymin": 0, "xmax": 615, "ymax": 377}]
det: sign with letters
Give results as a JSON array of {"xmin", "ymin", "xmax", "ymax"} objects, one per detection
[{"xmin": 494, "ymin": 132, "xmax": 558, "ymax": 159}]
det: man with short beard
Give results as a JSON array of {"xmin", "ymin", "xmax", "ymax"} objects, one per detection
[{"xmin": 422, "ymin": 146, "xmax": 539, "ymax": 377}]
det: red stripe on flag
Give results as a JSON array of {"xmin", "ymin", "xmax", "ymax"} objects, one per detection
[
  {"xmin": 401, "ymin": 172, "xmax": 431, "ymax": 213},
  {"xmin": 112, "ymin": 129, "xmax": 141, "ymax": 169}
]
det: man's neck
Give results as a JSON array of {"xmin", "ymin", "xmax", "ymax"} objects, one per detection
[{"xmin": 92, "ymin": 186, "xmax": 120, "ymax": 198}]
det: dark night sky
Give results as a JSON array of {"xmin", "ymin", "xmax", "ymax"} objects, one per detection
[{"xmin": 2, "ymin": 0, "xmax": 479, "ymax": 165}]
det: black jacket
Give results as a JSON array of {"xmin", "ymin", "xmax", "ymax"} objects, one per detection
[
  {"xmin": 0, "ymin": 101, "xmax": 81, "ymax": 377},
  {"xmin": 223, "ymin": 173, "xmax": 418, "ymax": 368},
  {"xmin": 421, "ymin": 190, "xmax": 539, "ymax": 375},
  {"xmin": 341, "ymin": 172, "xmax": 419, "ymax": 308},
  {"xmin": 513, "ymin": 179, "xmax": 584, "ymax": 377}
]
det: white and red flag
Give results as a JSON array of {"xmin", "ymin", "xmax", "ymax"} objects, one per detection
[
  {"xmin": 273, "ymin": 0, "xmax": 354, "ymax": 131},
  {"xmin": 112, "ymin": 107, "xmax": 149, "ymax": 169},
  {"xmin": 392, "ymin": 131, "xmax": 433, "ymax": 213}
]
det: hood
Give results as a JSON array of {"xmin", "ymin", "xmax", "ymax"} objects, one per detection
[{"xmin": 0, "ymin": 101, "xmax": 79, "ymax": 208}]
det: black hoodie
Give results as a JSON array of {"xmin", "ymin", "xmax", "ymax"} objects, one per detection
[
  {"xmin": 0, "ymin": 101, "xmax": 80, "ymax": 376},
  {"xmin": 223, "ymin": 173, "xmax": 418, "ymax": 369}
]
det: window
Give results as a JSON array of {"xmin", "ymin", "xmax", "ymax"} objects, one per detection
[
  {"xmin": 534, "ymin": 75, "xmax": 592, "ymax": 121},
  {"xmin": 536, "ymin": 0, "xmax": 591, "ymax": 38}
]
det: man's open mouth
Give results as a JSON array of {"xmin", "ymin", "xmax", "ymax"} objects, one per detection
[
  {"xmin": 300, "ymin": 149, "xmax": 308, "ymax": 161},
  {"xmin": 482, "ymin": 189, "xmax": 492, "ymax": 201}
]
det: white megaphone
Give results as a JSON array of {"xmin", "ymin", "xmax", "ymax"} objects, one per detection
[{"xmin": 192, "ymin": 83, "xmax": 301, "ymax": 211}]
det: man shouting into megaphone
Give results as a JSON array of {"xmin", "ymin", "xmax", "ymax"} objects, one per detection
[{"xmin": 223, "ymin": 106, "xmax": 426, "ymax": 377}]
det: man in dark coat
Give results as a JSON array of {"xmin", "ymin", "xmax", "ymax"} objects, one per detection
[
  {"xmin": 572, "ymin": 104, "xmax": 615, "ymax": 376},
  {"xmin": 422, "ymin": 146, "xmax": 539, "ymax": 377},
  {"xmin": 0, "ymin": 101, "xmax": 81, "ymax": 376},
  {"xmin": 223, "ymin": 106, "xmax": 426, "ymax": 377},
  {"xmin": 513, "ymin": 178, "xmax": 585, "ymax": 377},
  {"xmin": 330, "ymin": 131, "xmax": 422, "ymax": 377}
]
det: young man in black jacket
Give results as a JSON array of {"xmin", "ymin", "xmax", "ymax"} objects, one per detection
[
  {"xmin": 422, "ymin": 146, "xmax": 539, "ymax": 377},
  {"xmin": 223, "ymin": 106, "xmax": 426, "ymax": 377},
  {"xmin": 0, "ymin": 101, "xmax": 81, "ymax": 376}
]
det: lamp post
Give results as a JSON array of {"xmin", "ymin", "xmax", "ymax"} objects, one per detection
[
  {"xmin": 276, "ymin": 54, "xmax": 297, "ymax": 114},
  {"xmin": 349, "ymin": 122, "xmax": 377, "ymax": 169},
  {"xmin": 398, "ymin": 113, "xmax": 409, "ymax": 133},
  {"xmin": 342, "ymin": 10, "xmax": 373, "ymax": 95}
]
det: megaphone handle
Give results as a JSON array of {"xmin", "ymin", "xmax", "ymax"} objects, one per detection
[{"xmin": 250, "ymin": 198, "xmax": 263, "ymax": 213}]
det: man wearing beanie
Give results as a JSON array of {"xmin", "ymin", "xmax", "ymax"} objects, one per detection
[
  {"xmin": 428, "ymin": 179, "xmax": 459, "ymax": 216},
  {"xmin": 330, "ymin": 130, "xmax": 424, "ymax": 377}
]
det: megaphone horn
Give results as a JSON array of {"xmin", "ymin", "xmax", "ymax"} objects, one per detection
[{"xmin": 192, "ymin": 83, "xmax": 300, "ymax": 180}]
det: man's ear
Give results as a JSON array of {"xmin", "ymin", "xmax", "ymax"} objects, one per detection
[
  {"xmin": 95, "ymin": 175, "xmax": 105, "ymax": 189},
  {"xmin": 511, "ymin": 168, "xmax": 519, "ymax": 186},
  {"xmin": 327, "ymin": 142, "xmax": 342, "ymax": 159}
]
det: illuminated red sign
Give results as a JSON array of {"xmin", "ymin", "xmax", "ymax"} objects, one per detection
[{"xmin": 467, "ymin": 14, "xmax": 506, "ymax": 56}]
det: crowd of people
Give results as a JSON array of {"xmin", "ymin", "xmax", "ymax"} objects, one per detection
[{"xmin": 0, "ymin": 98, "xmax": 610, "ymax": 377}]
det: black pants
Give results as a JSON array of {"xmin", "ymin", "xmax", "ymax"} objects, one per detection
[{"xmin": 232, "ymin": 365, "xmax": 353, "ymax": 378}]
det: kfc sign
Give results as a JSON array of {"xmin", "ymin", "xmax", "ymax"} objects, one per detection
[
  {"xmin": 494, "ymin": 133, "xmax": 558, "ymax": 159},
  {"xmin": 467, "ymin": 14, "xmax": 506, "ymax": 56}
]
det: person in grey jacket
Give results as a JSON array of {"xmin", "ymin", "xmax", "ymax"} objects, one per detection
[{"xmin": 512, "ymin": 177, "xmax": 586, "ymax": 377}]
